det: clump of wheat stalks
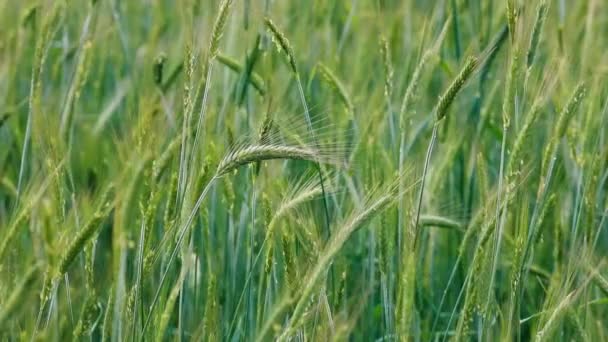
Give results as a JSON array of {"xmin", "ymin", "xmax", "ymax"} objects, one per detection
[
  {"xmin": 507, "ymin": 66, "xmax": 560, "ymax": 178},
  {"xmin": 454, "ymin": 244, "xmax": 488, "ymax": 340},
  {"xmin": 430, "ymin": 173, "xmax": 523, "ymax": 335},
  {"xmin": 396, "ymin": 20, "xmax": 450, "ymax": 269},
  {"xmin": 2, "ymin": 0, "xmax": 608, "ymax": 339},
  {"xmin": 278, "ymin": 174, "xmax": 416, "ymax": 340},
  {"xmin": 180, "ymin": 0, "xmax": 234, "ymax": 215},
  {"xmin": 452, "ymin": 182, "xmax": 525, "ymax": 340},
  {"xmin": 480, "ymin": 37, "xmax": 523, "ymax": 331},
  {"xmin": 505, "ymin": 82, "xmax": 587, "ymax": 337},
  {"xmin": 397, "ymin": 53, "xmax": 480, "ymax": 340},
  {"xmin": 414, "ymin": 55, "xmax": 479, "ymax": 245},
  {"xmin": 73, "ymin": 293, "xmax": 101, "ymax": 338},
  {"xmin": 264, "ymin": 15, "xmax": 332, "ymax": 237},
  {"xmin": 16, "ymin": 0, "xmax": 64, "ymax": 199},
  {"xmin": 144, "ymin": 135, "xmax": 345, "ymax": 328}
]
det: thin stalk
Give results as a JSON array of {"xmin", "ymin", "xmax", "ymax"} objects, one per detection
[
  {"xmin": 295, "ymin": 78, "xmax": 332, "ymax": 239},
  {"xmin": 413, "ymin": 123, "xmax": 438, "ymax": 249},
  {"xmin": 142, "ymin": 176, "xmax": 217, "ymax": 334}
]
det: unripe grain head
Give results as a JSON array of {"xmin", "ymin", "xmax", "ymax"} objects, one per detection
[
  {"xmin": 264, "ymin": 17, "xmax": 298, "ymax": 75},
  {"xmin": 435, "ymin": 56, "xmax": 478, "ymax": 121}
]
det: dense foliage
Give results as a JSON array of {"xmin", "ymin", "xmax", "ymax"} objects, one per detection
[{"xmin": 0, "ymin": 0, "xmax": 607, "ymax": 340}]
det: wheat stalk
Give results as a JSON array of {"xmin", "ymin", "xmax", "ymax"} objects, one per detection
[
  {"xmin": 209, "ymin": 0, "xmax": 234, "ymax": 61},
  {"xmin": 540, "ymin": 82, "xmax": 586, "ymax": 176},
  {"xmin": 0, "ymin": 263, "xmax": 41, "ymax": 326}
]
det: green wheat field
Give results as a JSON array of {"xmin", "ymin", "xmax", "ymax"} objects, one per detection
[{"xmin": 1, "ymin": 0, "xmax": 607, "ymax": 340}]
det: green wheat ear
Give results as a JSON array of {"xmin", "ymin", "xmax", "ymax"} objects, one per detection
[
  {"xmin": 527, "ymin": 0, "xmax": 549, "ymax": 69},
  {"xmin": 317, "ymin": 63, "xmax": 354, "ymax": 114},
  {"xmin": 435, "ymin": 56, "xmax": 478, "ymax": 121},
  {"xmin": 541, "ymin": 82, "xmax": 586, "ymax": 173},
  {"xmin": 55, "ymin": 185, "xmax": 114, "ymax": 279},
  {"xmin": 264, "ymin": 17, "xmax": 298, "ymax": 75},
  {"xmin": 209, "ymin": 0, "xmax": 234, "ymax": 60}
]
